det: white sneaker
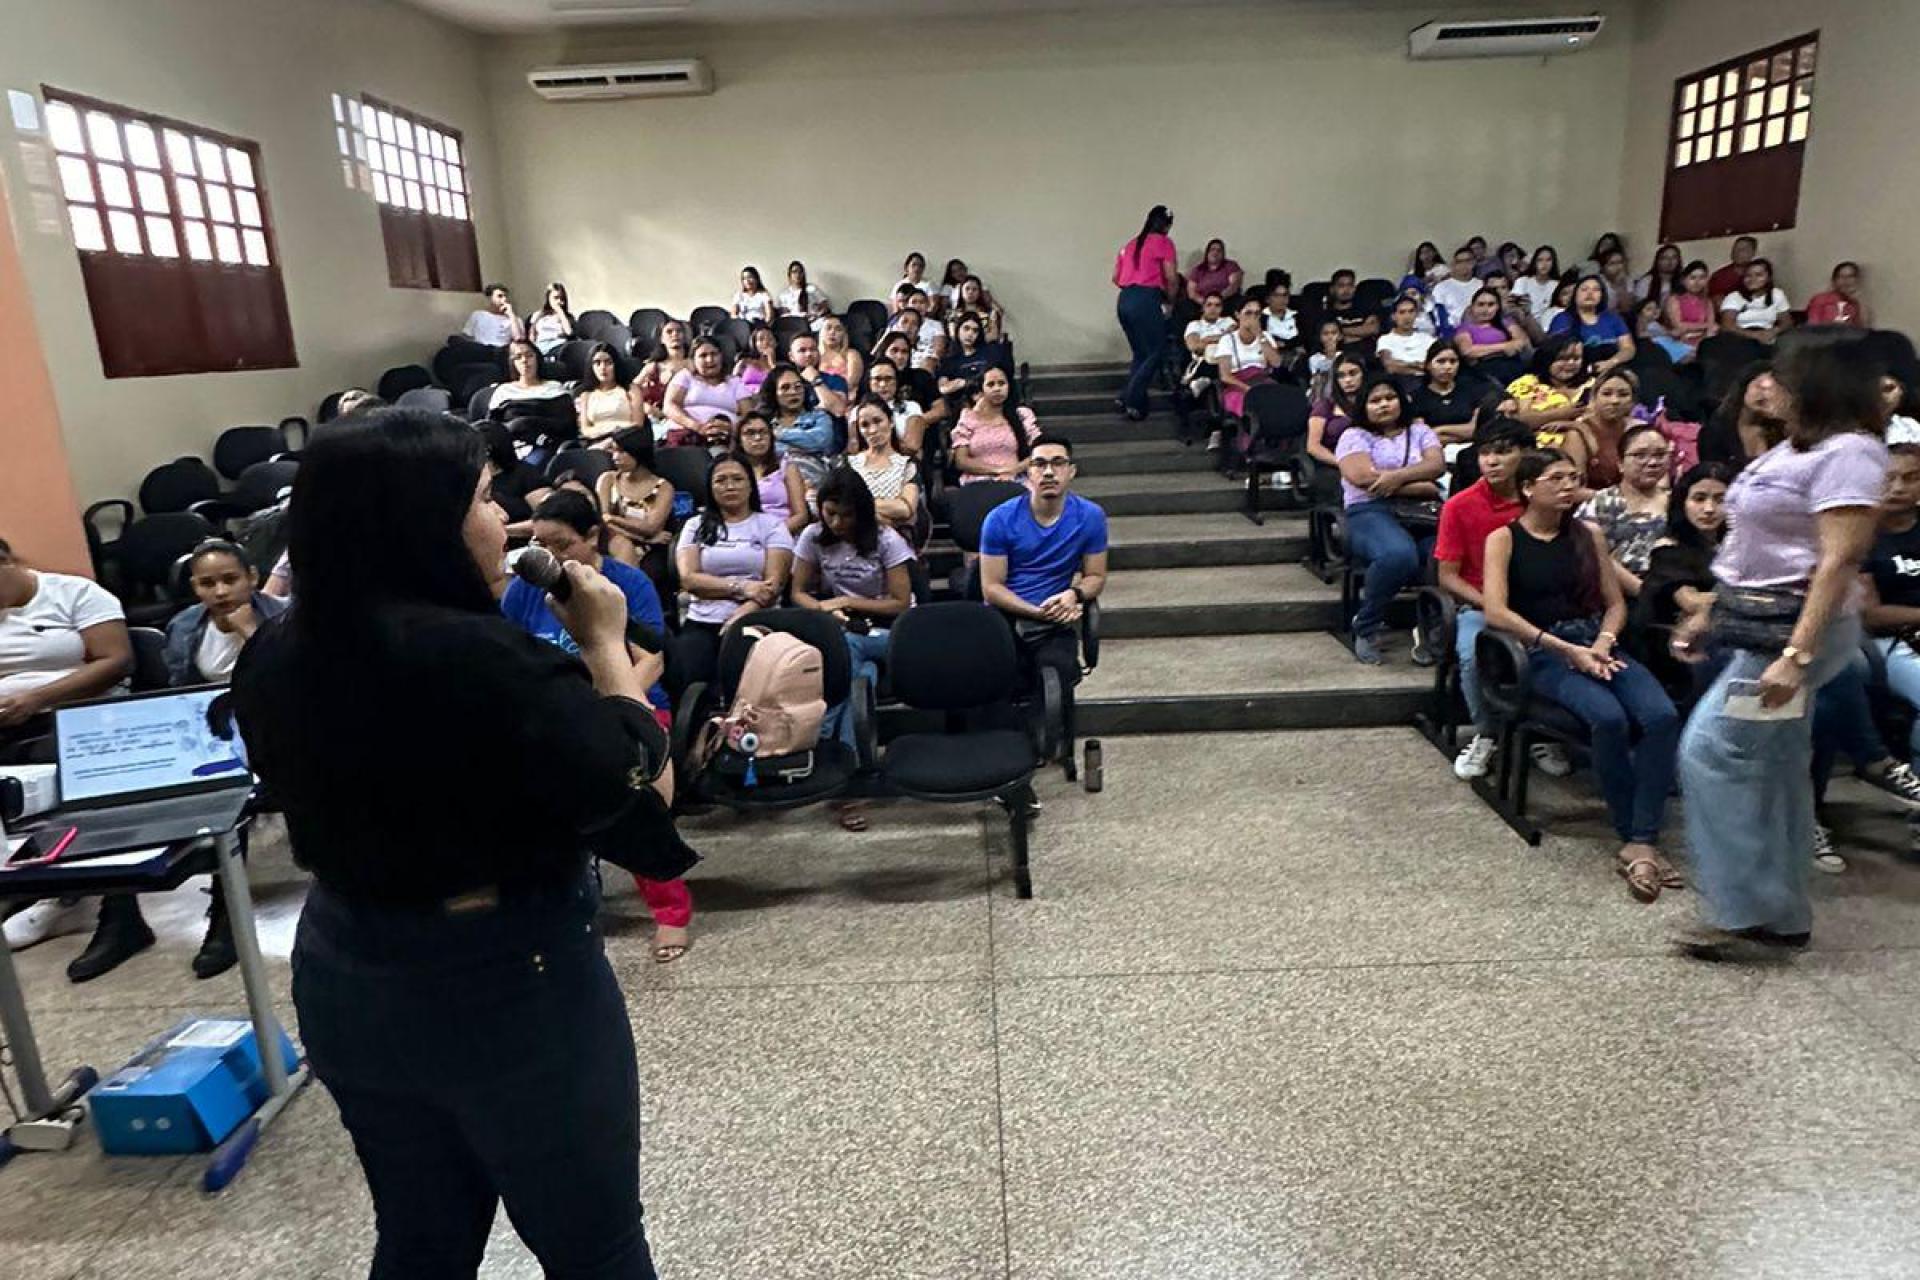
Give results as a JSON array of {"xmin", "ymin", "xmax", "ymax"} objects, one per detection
[
  {"xmin": 1206, "ymin": 430, "xmax": 1223, "ymax": 452},
  {"xmin": 3, "ymin": 897, "xmax": 94, "ymax": 951},
  {"xmin": 1530, "ymin": 743, "xmax": 1572, "ymax": 777},
  {"xmin": 1454, "ymin": 735, "xmax": 1497, "ymax": 780},
  {"xmin": 1812, "ymin": 823, "xmax": 1846, "ymax": 874}
]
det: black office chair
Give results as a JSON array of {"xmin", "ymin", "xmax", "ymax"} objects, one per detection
[
  {"xmin": 1354, "ymin": 277, "xmax": 1397, "ymax": 315},
  {"xmin": 211, "ymin": 427, "xmax": 289, "ymax": 483},
  {"xmin": 688, "ymin": 305, "xmax": 729, "ymax": 337},
  {"xmin": 1697, "ymin": 332, "xmax": 1769, "ymax": 403},
  {"xmin": 193, "ymin": 459, "xmax": 300, "ymax": 528},
  {"xmin": 1413, "ymin": 587, "xmax": 1467, "ymax": 754},
  {"xmin": 879, "ymin": 603, "xmax": 1041, "ymax": 898},
  {"xmin": 653, "ymin": 447, "xmax": 716, "ymax": 510},
  {"xmin": 129, "ymin": 627, "xmax": 170, "ymax": 693},
  {"xmin": 720, "ymin": 317, "xmax": 755, "ymax": 356},
  {"xmin": 629, "ymin": 308, "xmax": 671, "ymax": 352},
  {"xmin": 467, "ymin": 383, "xmax": 498, "ymax": 422},
  {"xmin": 773, "ymin": 315, "xmax": 813, "ymax": 350},
  {"xmin": 139, "ymin": 456, "xmax": 223, "ymax": 514},
  {"xmin": 103, "ymin": 512, "xmax": 215, "ymax": 626},
  {"xmin": 316, "ymin": 389, "xmax": 347, "ymax": 425},
  {"xmin": 1232, "ymin": 382, "xmax": 1312, "ymax": 525},
  {"xmin": 376, "ymin": 365, "xmax": 434, "ymax": 403},
  {"xmin": 576, "ymin": 309, "xmax": 620, "ymax": 341},
  {"xmin": 1472, "ymin": 627, "xmax": 1613, "ymax": 845},
  {"xmin": 396, "ymin": 386, "xmax": 452, "ymax": 413},
  {"xmin": 941, "ymin": 480, "xmax": 1026, "ymax": 593},
  {"xmin": 553, "ymin": 338, "xmax": 599, "ymax": 382},
  {"xmin": 670, "ymin": 608, "xmax": 870, "ymax": 813},
  {"xmin": 847, "ymin": 299, "xmax": 889, "ymax": 334},
  {"xmin": 547, "ymin": 448, "xmax": 614, "ymax": 486}
]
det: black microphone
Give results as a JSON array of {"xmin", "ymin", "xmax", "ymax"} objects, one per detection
[{"xmin": 512, "ymin": 547, "xmax": 663, "ymax": 654}]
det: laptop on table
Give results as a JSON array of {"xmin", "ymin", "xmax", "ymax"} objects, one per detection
[{"xmin": 39, "ymin": 687, "xmax": 254, "ymax": 860}]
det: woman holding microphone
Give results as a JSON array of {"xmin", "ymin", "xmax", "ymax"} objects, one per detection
[
  {"xmin": 1673, "ymin": 330, "xmax": 1889, "ymax": 959},
  {"xmin": 231, "ymin": 409, "xmax": 688, "ymax": 1277}
]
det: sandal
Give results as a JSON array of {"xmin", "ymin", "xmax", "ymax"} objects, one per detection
[
  {"xmin": 1615, "ymin": 856, "xmax": 1663, "ymax": 903},
  {"xmin": 835, "ymin": 803, "xmax": 870, "ymax": 833},
  {"xmin": 1655, "ymin": 858, "xmax": 1685, "ymax": 890},
  {"xmin": 653, "ymin": 925, "xmax": 690, "ymax": 965}
]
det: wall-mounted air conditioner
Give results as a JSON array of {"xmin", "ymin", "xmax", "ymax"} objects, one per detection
[
  {"xmin": 526, "ymin": 60, "xmax": 713, "ymax": 101},
  {"xmin": 1408, "ymin": 15, "xmax": 1605, "ymax": 60}
]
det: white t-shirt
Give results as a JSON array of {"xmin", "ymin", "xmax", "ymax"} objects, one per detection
[
  {"xmin": 1376, "ymin": 330, "xmax": 1434, "ymax": 367},
  {"xmin": 528, "ymin": 311, "xmax": 571, "ymax": 349},
  {"xmin": 779, "ymin": 285, "xmax": 829, "ymax": 316},
  {"xmin": 913, "ymin": 317, "xmax": 947, "ymax": 366},
  {"xmin": 1264, "ymin": 309, "xmax": 1299, "ymax": 344},
  {"xmin": 0, "ymin": 572, "xmax": 125, "ymax": 698},
  {"xmin": 889, "ymin": 399, "xmax": 925, "ymax": 442},
  {"xmin": 1721, "ymin": 288, "xmax": 1792, "ymax": 331},
  {"xmin": 1887, "ymin": 415, "xmax": 1920, "ymax": 446},
  {"xmin": 1430, "ymin": 277, "xmax": 1480, "ymax": 327},
  {"xmin": 463, "ymin": 309, "xmax": 516, "ymax": 346},
  {"xmin": 195, "ymin": 622, "xmax": 245, "ymax": 683},
  {"xmin": 733, "ymin": 290, "xmax": 775, "ymax": 323},
  {"xmin": 1209, "ymin": 330, "xmax": 1276, "ymax": 369},
  {"xmin": 1512, "ymin": 276, "xmax": 1559, "ymax": 321},
  {"xmin": 1186, "ymin": 318, "xmax": 1233, "ymax": 345}
]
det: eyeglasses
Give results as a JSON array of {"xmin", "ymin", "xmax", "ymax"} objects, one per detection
[
  {"xmin": 1029, "ymin": 458, "xmax": 1073, "ymax": 472},
  {"xmin": 1624, "ymin": 449, "xmax": 1672, "ymax": 462}
]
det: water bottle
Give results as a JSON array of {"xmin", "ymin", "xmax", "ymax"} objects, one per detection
[{"xmin": 1083, "ymin": 739, "xmax": 1104, "ymax": 794}]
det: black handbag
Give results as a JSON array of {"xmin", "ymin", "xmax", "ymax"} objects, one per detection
[{"xmin": 1709, "ymin": 581, "xmax": 1805, "ymax": 652}]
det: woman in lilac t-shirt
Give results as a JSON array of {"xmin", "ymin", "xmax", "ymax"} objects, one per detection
[
  {"xmin": 671, "ymin": 456, "xmax": 795, "ymax": 693},
  {"xmin": 1674, "ymin": 332, "xmax": 1890, "ymax": 957},
  {"xmin": 1111, "ymin": 204, "xmax": 1177, "ymax": 420},
  {"xmin": 1332, "ymin": 374, "xmax": 1446, "ymax": 664}
]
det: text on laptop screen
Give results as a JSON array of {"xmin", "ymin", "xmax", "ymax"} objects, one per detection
[{"xmin": 56, "ymin": 690, "xmax": 248, "ymax": 803}]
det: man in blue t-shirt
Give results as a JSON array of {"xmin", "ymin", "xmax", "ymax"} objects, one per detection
[
  {"xmin": 501, "ymin": 493, "xmax": 670, "ymax": 711},
  {"xmin": 979, "ymin": 435, "xmax": 1109, "ymax": 701}
]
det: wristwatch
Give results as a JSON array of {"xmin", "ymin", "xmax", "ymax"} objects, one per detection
[
  {"xmin": 1782, "ymin": 645, "xmax": 1816, "ymax": 669},
  {"xmin": 1070, "ymin": 586, "xmax": 1087, "ymax": 604}
]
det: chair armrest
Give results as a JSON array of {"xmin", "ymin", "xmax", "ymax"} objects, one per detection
[
  {"xmin": 1080, "ymin": 598, "xmax": 1101, "ymax": 673},
  {"xmin": 83, "ymin": 498, "xmax": 134, "ymax": 545},
  {"xmin": 1414, "ymin": 587, "xmax": 1457, "ymax": 665},
  {"xmin": 851, "ymin": 673, "xmax": 877, "ymax": 772},
  {"xmin": 1473, "ymin": 628, "xmax": 1534, "ymax": 720},
  {"xmin": 670, "ymin": 681, "xmax": 707, "ymax": 770},
  {"xmin": 188, "ymin": 498, "xmax": 252, "ymax": 525}
]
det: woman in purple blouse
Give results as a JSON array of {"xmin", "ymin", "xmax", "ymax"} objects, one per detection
[{"xmin": 1672, "ymin": 329, "xmax": 1892, "ymax": 959}]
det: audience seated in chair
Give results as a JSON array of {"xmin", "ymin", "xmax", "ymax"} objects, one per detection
[
  {"xmin": 1400, "ymin": 241, "xmax": 1445, "ymax": 294},
  {"xmin": 1512, "ymin": 246, "xmax": 1562, "ymax": 323},
  {"xmin": 1453, "ymin": 287, "xmax": 1530, "ymax": 387},
  {"xmin": 1262, "ymin": 275, "xmax": 1302, "ymax": 367},
  {"xmin": 891, "ymin": 288, "xmax": 948, "ymax": 372},
  {"xmin": 1430, "ymin": 246, "xmax": 1482, "ymax": 335},
  {"xmin": 1657, "ymin": 260, "xmax": 1717, "ymax": 362},
  {"xmin": 672, "ymin": 456, "xmax": 794, "ymax": 695},
  {"xmin": 1326, "ymin": 268, "xmax": 1380, "ymax": 350},
  {"xmin": 1412, "ymin": 344, "xmax": 1479, "ymax": 451},
  {"xmin": 478, "ymin": 422, "xmax": 547, "ymax": 530},
  {"xmin": 731, "ymin": 413, "xmax": 808, "ymax": 537},
  {"xmin": 867, "ymin": 358, "xmax": 929, "ymax": 459},
  {"xmin": 1187, "ymin": 238, "xmax": 1244, "ymax": 305},
  {"xmin": 1210, "ymin": 295, "xmax": 1284, "ymax": 420},
  {"xmin": 1559, "ymin": 367, "xmax": 1641, "ymax": 499},
  {"xmin": 1481, "ymin": 449, "xmax": 1682, "ymax": 901},
  {"xmin": 937, "ymin": 313, "xmax": 1004, "ymax": 398},
  {"xmin": 1633, "ymin": 243, "xmax": 1685, "ymax": 309},
  {"xmin": 1627, "ymin": 461, "xmax": 1731, "ymax": 694},
  {"xmin": 732, "ymin": 266, "xmax": 776, "ymax": 325},
  {"xmin": 1807, "ymin": 261, "xmax": 1871, "ymax": 329},
  {"xmin": 759, "ymin": 363, "xmax": 840, "ymax": 509},
  {"xmin": 1707, "ymin": 235, "xmax": 1759, "ymax": 302},
  {"xmin": 818, "ymin": 316, "xmax": 865, "ymax": 404},
  {"xmin": 1305, "ymin": 321, "xmax": 1346, "ymax": 403},
  {"xmin": 954, "ymin": 276, "xmax": 1006, "ymax": 343},
  {"xmin": 1376, "ymin": 299, "xmax": 1434, "ymax": 385},
  {"xmin": 846, "ymin": 396, "xmax": 921, "ymax": 532},
  {"xmin": 1719, "ymin": 257, "xmax": 1794, "ymax": 345},
  {"xmin": 527, "ymin": 282, "xmax": 576, "ymax": 354},
  {"xmin": 734, "ymin": 322, "xmax": 779, "ymax": 397},
  {"xmin": 894, "ymin": 252, "xmax": 931, "ymax": 311},
  {"xmin": 1850, "ymin": 444, "xmax": 1920, "ymax": 793},
  {"xmin": 1548, "ymin": 276, "xmax": 1634, "ymax": 374},
  {"xmin": 1697, "ymin": 362, "xmax": 1785, "ymax": 466},
  {"xmin": 1335, "ymin": 375, "xmax": 1445, "ymax": 665},
  {"xmin": 489, "ymin": 340, "xmax": 574, "ymax": 451},
  {"xmin": 663, "ymin": 336, "xmax": 752, "ymax": 450},
  {"xmin": 1596, "ymin": 247, "xmax": 1636, "ymax": 315},
  {"xmin": 1579, "ymin": 421, "xmax": 1671, "ymax": 599},
  {"xmin": 978, "ymin": 436, "xmax": 1107, "ymax": 741},
  {"xmin": 952, "ymin": 368, "xmax": 1041, "ymax": 485},
  {"xmin": 1437, "ymin": 416, "xmax": 1534, "ymax": 781},
  {"xmin": 1307, "ymin": 353, "xmax": 1368, "ymax": 473},
  {"xmin": 787, "ymin": 331, "xmax": 850, "ymax": 418},
  {"xmin": 778, "ymin": 259, "xmax": 830, "ymax": 319},
  {"xmin": 1508, "ymin": 335, "xmax": 1594, "ymax": 446},
  {"xmin": 461, "ymin": 282, "xmax": 523, "ymax": 347},
  {"xmin": 633, "ymin": 321, "xmax": 693, "ymax": 428},
  {"xmin": 792, "ymin": 468, "xmax": 913, "ymax": 831},
  {"xmin": 575, "ymin": 342, "xmax": 637, "ymax": 441},
  {"xmin": 596, "ymin": 428, "xmax": 679, "ymax": 600}
]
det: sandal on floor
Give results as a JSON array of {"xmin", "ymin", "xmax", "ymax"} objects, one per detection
[
  {"xmin": 1616, "ymin": 856, "xmax": 1663, "ymax": 903},
  {"xmin": 653, "ymin": 943, "xmax": 689, "ymax": 964},
  {"xmin": 1655, "ymin": 857, "xmax": 1685, "ymax": 889}
]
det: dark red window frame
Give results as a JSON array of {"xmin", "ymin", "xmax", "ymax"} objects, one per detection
[
  {"xmin": 358, "ymin": 93, "xmax": 481, "ymax": 293},
  {"xmin": 1659, "ymin": 32, "xmax": 1818, "ymax": 242}
]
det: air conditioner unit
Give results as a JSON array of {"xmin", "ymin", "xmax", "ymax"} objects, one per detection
[
  {"xmin": 1408, "ymin": 15, "xmax": 1605, "ymax": 59},
  {"xmin": 526, "ymin": 60, "xmax": 713, "ymax": 101}
]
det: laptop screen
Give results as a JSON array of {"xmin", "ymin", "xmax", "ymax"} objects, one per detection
[{"xmin": 55, "ymin": 689, "xmax": 249, "ymax": 804}]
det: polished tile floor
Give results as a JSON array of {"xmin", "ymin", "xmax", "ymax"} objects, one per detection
[{"xmin": 5, "ymin": 727, "xmax": 1920, "ymax": 1278}]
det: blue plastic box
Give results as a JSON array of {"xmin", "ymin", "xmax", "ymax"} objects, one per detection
[{"xmin": 88, "ymin": 1017, "xmax": 300, "ymax": 1156}]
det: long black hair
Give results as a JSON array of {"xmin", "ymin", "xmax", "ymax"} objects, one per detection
[
  {"xmin": 1703, "ymin": 361, "xmax": 1781, "ymax": 464},
  {"xmin": 1467, "ymin": 287, "xmax": 1510, "ymax": 338},
  {"xmin": 530, "ymin": 281, "xmax": 572, "ymax": 329},
  {"xmin": 814, "ymin": 466, "xmax": 880, "ymax": 557},
  {"xmin": 1775, "ymin": 325, "xmax": 1890, "ymax": 450},
  {"xmin": 1513, "ymin": 448, "xmax": 1604, "ymax": 616},
  {"xmin": 757, "ymin": 362, "xmax": 806, "ymax": 419},
  {"xmin": 1130, "ymin": 205, "xmax": 1173, "ymax": 266},
  {"xmin": 695, "ymin": 455, "xmax": 763, "ymax": 546},
  {"xmin": 1328, "ymin": 351, "xmax": 1370, "ymax": 420},
  {"xmin": 578, "ymin": 341, "xmax": 622, "ymax": 393},
  {"xmin": 287, "ymin": 409, "xmax": 496, "ymax": 636},
  {"xmin": 608, "ymin": 427, "xmax": 655, "ymax": 474},
  {"xmin": 531, "ymin": 488, "xmax": 600, "ymax": 538},
  {"xmin": 941, "ymin": 257, "xmax": 968, "ymax": 288},
  {"xmin": 1530, "ymin": 333, "xmax": 1592, "ymax": 387},
  {"xmin": 1666, "ymin": 462, "xmax": 1736, "ymax": 550},
  {"xmin": 970, "ymin": 369, "xmax": 1034, "ymax": 461},
  {"xmin": 740, "ymin": 265, "xmax": 765, "ymax": 293}
]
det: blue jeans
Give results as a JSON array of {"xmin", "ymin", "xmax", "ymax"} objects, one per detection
[
  {"xmin": 1116, "ymin": 285, "xmax": 1167, "ymax": 414},
  {"xmin": 1527, "ymin": 630, "xmax": 1680, "ymax": 843},
  {"xmin": 1811, "ymin": 648, "xmax": 1889, "ymax": 801},
  {"xmin": 1455, "ymin": 606, "xmax": 1490, "ymax": 733},
  {"xmin": 1345, "ymin": 502, "xmax": 1431, "ymax": 636},
  {"xmin": 1680, "ymin": 616, "xmax": 1859, "ymax": 936},
  {"xmin": 1874, "ymin": 636, "xmax": 1920, "ymax": 764},
  {"xmin": 293, "ymin": 875, "xmax": 657, "ymax": 1279},
  {"xmin": 824, "ymin": 628, "xmax": 889, "ymax": 750}
]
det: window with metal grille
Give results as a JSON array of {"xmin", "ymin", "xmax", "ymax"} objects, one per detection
[
  {"xmin": 43, "ymin": 88, "xmax": 296, "ymax": 378},
  {"xmin": 333, "ymin": 92, "xmax": 481, "ymax": 292},
  {"xmin": 1660, "ymin": 33, "xmax": 1817, "ymax": 241}
]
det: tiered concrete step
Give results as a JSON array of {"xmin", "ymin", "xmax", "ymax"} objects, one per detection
[
  {"xmin": 1024, "ymin": 364, "xmax": 1129, "ymax": 397},
  {"xmin": 1107, "ymin": 512, "xmax": 1307, "ymax": 570},
  {"xmin": 1040, "ymin": 412, "xmax": 1180, "ymax": 446},
  {"xmin": 1100, "ymin": 565, "xmax": 1341, "ymax": 638},
  {"xmin": 1072, "ymin": 438, "xmax": 1217, "ymax": 476},
  {"xmin": 1075, "ymin": 470, "xmax": 1242, "ymax": 517}
]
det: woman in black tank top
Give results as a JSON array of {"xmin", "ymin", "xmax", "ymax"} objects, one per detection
[{"xmin": 1482, "ymin": 449, "xmax": 1682, "ymax": 902}]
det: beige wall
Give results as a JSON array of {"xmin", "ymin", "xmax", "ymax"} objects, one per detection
[
  {"xmin": 1619, "ymin": 0, "xmax": 1917, "ymax": 330},
  {"xmin": 482, "ymin": 2, "xmax": 1636, "ymax": 365},
  {"xmin": 0, "ymin": 0, "xmax": 511, "ymax": 508}
]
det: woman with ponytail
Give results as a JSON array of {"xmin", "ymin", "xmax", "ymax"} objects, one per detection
[
  {"xmin": 1481, "ymin": 448, "xmax": 1681, "ymax": 902},
  {"xmin": 1110, "ymin": 204, "xmax": 1178, "ymax": 421}
]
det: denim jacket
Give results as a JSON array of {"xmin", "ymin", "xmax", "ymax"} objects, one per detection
[
  {"xmin": 774, "ymin": 408, "xmax": 840, "ymax": 459},
  {"xmin": 163, "ymin": 592, "xmax": 290, "ymax": 686}
]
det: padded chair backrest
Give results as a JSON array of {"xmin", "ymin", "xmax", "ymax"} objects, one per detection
[
  {"xmin": 720, "ymin": 317, "xmax": 754, "ymax": 352},
  {"xmin": 630, "ymin": 308, "xmax": 670, "ymax": 349},
  {"xmin": 129, "ymin": 627, "xmax": 170, "ymax": 692},
  {"xmin": 653, "ymin": 446, "xmax": 715, "ymax": 503},
  {"xmin": 1474, "ymin": 627, "xmax": 1530, "ymax": 719},
  {"xmin": 847, "ymin": 299, "xmax": 888, "ymax": 332},
  {"xmin": 773, "ymin": 315, "xmax": 813, "ymax": 348},
  {"xmin": 118, "ymin": 512, "xmax": 215, "ymax": 589},
  {"xmin": 1697, "ymin": 332, "xmax": 1769, "ymax": 402},
  {"xmin": 139, "ymin": 457, "xmax": 222, "ymax": 514},
  {"xmin": 555, "ymin": 338, "xmax": 599, "ymax": 382},
  {"xmin": 233, "ymin": 459, "xmax": 301, "ymax": 513},
  {"xmin": 396, "ymin": 386, "xmax": 452, "ymax": 412},
  {"xmin": 212, "ymin": 425, "xmax": 287, "ymax": 481},
  {"xmin": 713, "ymin": 606, "xmax": 852, "ymax": 707},
  {"xmin": 377, "ymin": 364, "xmax": 434, "ymax": 402},
  {"xmin": 942, "ymin": 481, "xmax": 1025, "ymax": 554},
  {"xmin": 1298, "ymin": 281, "xmax": 1332, "ymax": 312},
  {"xmin": 688, "ymin": 305, "xmax": 729, "ymax": 337},
  {"xmin": 468, "ymin": 383, "xmax": 498, "ymax": 422},
  {"xmin": 1354, "ymin": 278, "xmax": 1397, "ymax": 314},
  {"xmin": 887, "ymin": 602, "xmax": 1017, "ymax": 710},
  {"xmin": 576, "ymin": 309, "xmax": 619, "ymax": 340},
  {"xmin": 548, "ymin": 448, "xmax": 614, "ymax": 484},
  {"xmin": 1246, "ymin": 383, "xmax": 1312, "ymax": 446}
]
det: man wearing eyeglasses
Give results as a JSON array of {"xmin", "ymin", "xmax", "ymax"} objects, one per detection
[{"xmin": 979, "ymin": 437, "xmax": 1108, "ymax": 701}]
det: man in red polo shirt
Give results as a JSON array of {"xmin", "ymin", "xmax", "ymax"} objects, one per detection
[
  {"xmin": 1708, "ymin": 236, "xmax": 1759, "ymax": 303},
  {"xmin": 1435, "ymin": 416, "xmax": 1533, "ymax": 779}
]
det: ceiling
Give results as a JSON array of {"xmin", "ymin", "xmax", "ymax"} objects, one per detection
[{"xmin": 402, "ymin": 0, "xmax": 1492, "ymax": 34}]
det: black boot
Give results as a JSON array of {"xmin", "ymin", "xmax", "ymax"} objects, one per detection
[
  {"xmin": 67, "ymin": 893, "xmax": 154, "ymax": 983},
  {"xmin": 192, "ymin": 887, "xmax": 237, "ymax": 979}
]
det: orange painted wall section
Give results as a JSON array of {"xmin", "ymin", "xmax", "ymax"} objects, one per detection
[{"xmin": 0, "ymin": 180, "xmax": 91, "ymax": 576}]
